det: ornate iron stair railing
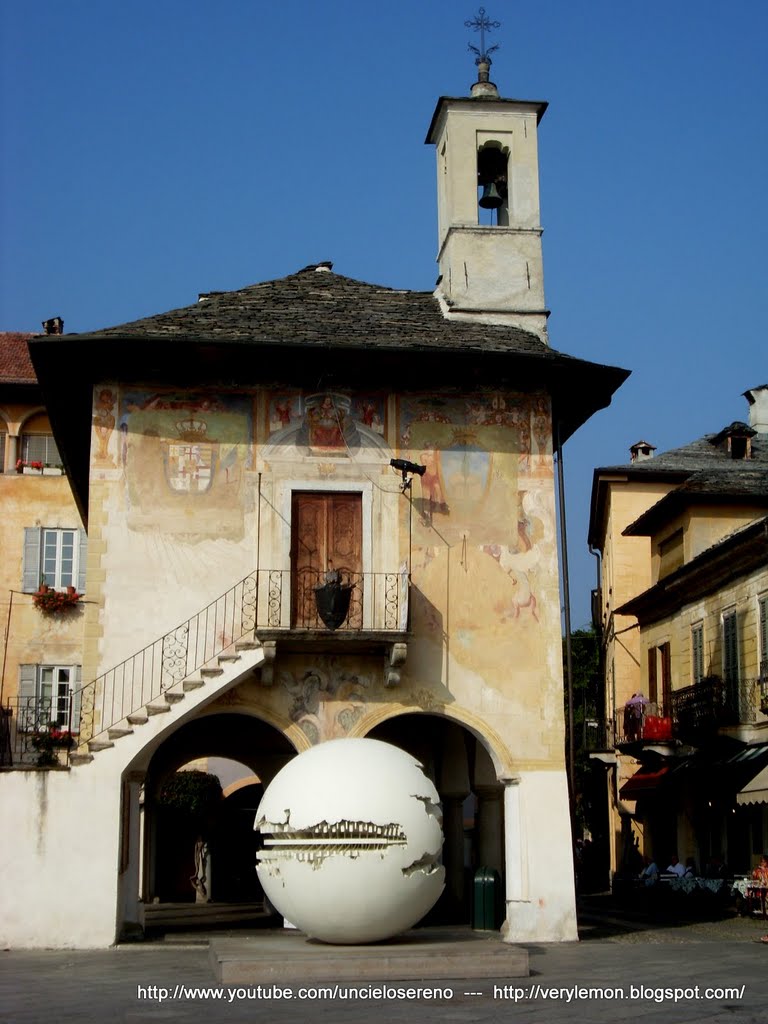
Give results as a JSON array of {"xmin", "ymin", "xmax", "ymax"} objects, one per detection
[
  {"xmin": 70, "ymin": 567, "xmax": 409, "ymax": 749},
  {"xmin": 75, "ymin": 570, "xmax": 261, "ymax": 747}
]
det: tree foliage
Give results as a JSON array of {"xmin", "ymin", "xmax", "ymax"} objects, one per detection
[{"xmin": 158, "ymin": 770, "xmax": 222, "ymax": 823}]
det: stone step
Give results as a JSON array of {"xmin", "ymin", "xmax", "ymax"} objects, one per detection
[
  {"xmin": 183, "ymin": 678, "xmax": 205, "ymax": 691},
  {"xmin": 69, "ymin": 752, "xmax": 95, "ymax": 766},
  {"xmin": 127, "ymin": 711, "xmax": 149, "ymax": 725},
  {"xmin": 200, "ymin": 667, "xmax": 224, "ymax": 678},
  {"xmin": 107, "ymin": 726, "xmax": 134, "ymax": 740},
  {"xmin": 88, "ymin": 739, "xmax": 115, "ymax": 752},
  {"xmin": 218, "ymin": 654, "xmax": 241, "ymax": 664},
  {"xmin": 164, "ymin": 689, "xmax": 185, "ymax": 704},
  {"xmin": 235, "ymin": 640, "xmax": 261, "ymax": 652},
  {"xmin": 146, "ymin": 702, "xmax": 171, "ymax": 716}
]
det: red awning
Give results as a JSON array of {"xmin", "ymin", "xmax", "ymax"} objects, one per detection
[{"xmin": 619, "ymin": 765, "xmax": 671, "ymax": 799}]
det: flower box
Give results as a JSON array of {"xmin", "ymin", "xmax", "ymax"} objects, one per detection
[
  {"xmin": 22, "ymin": 467, "xmax": 43, "ymax": 476},
  {"xmin": 33, "ymin": 585, "xmax": 82, "ymax": 614},
  {"xmin": 42, "ymin": 467, "xmax": 64, "ymax": 476}
]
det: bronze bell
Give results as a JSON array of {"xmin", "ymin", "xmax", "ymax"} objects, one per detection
[{"xmin": 479, "ymin": 182, "xmax": 503, "ymax": 209}]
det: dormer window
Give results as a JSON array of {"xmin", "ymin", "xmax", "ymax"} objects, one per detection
[{"xmin": 709, "ymin": 421, "xmax": 756, "ymax": 460}]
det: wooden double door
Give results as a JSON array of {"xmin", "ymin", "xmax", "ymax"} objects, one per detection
[{"xmin": 291, "ymin": 492, "xmax": 362, "ymax": 628}]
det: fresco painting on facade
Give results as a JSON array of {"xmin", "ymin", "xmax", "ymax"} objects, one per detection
[
  {"xmin": 265, "ymin": 391, "xmax": 388, "ymax": 456},
  {"xmin": 92, "ymin": 388, "xmax": 117, "ymax": 467},
  {"xmin": 118, "ymin": 390, "xmax": 252, "ymax": 539},
  {"xmin": 279, "ymin": 659, "xmax": 372, "ymax": 744},
  {"xmin": 398, "ymin": 391, "xmax": 554, "ymax": 681}
]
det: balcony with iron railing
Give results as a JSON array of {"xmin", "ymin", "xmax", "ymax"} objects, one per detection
[
  {"xmin": 1, "ymin": 567, "xmax": 410, "ymax": 767},
  {"xmin": 606, "ymin": 677, "xmax": 768, "ymax": 753},
  {"xmin": 612, "ymin": 701, "xmax": 676, "ymax": 749},
  {"xmin": 670, "ymin": 676, "xmax": 766, "ymax": 741},
  {"xmin": 1, "ymin": 695, "xmax": 76, "ymax": 768}
]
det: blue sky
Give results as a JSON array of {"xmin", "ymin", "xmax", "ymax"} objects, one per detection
[{"xmin": 2, "ymin": 0, "xmax": 766, "ymax": 627}]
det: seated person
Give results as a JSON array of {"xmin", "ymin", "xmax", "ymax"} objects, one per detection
[
  {"xmin": 639, "ymin": 856, "xmax": 659, "ymax": 887},
  {"xmin": 683, "ymin": 857, "xmax": 696, "ymax": 877},
  {"xmin": 666, "ymin": 855, "xmax": 685, "ymax": 877},
  {"xmin": 752, "ymin": 854, "xmax": 768, "ymax": 885}
]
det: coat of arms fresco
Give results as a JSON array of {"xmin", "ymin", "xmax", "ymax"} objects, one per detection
[{"xmin": 120, "ymin": 391, "xmax": 252, "ymax": 539}]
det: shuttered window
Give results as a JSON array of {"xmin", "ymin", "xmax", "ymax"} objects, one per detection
[
  {"xmin": 659, "ymin": 642, "xmax": 672, "ymax": 714},
  {"xmin": 722, "ymin": 610, "xmax": 739, "ymax": 684},
  {"xmin": 0, "ymin": 429, "xmax": 5, "ymax": 472},
  {"xmin": 20, "ymin": 433, "xmax": 61, "ymax": 466},
  {"xmin": 17, "ymin": 664, "xmax": 81, "ymax": 732},
  {"xmin": 648, "ymin": 647, "xmax": 658, "ymax": 704},
  {"xmin": 759, "ymin": 596, "xmax": 768, "ymax": 678},
  {"xmin": 22, "ymin": 527, "xmax": 87, "ymax": 592},
  {"xmin": 692, "ymin": 623, "xmax": 704, "ymax": 685}
]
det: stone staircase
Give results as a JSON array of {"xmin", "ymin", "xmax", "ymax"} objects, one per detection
[{"xmin": 70, "ymin": 636, "xmax": 264, "ymax": 766}]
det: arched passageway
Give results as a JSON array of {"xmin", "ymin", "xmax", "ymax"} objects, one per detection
[
  {"xmin": 366, "ymin": 713, "xmax": 504, "ymax": 925},
  {"xmin": 141, "ymin": 713, "xmax": 295, "ymax": 909}
]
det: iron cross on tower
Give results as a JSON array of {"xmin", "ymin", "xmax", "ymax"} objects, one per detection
[{"xmin": 465, "ymin": 7, "xmax": 501, "ymax": 64}]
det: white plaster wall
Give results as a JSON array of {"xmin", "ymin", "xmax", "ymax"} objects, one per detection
[
  {"xmin": 0, "ymin": 767, "xmax": 122, "ymax": 948},
  {"xmin": 0, "ymin": 649, "xmax": 264, "ymax": 949},
  {"xmin": 503, "ymin": 769, "xmax": 578, "ymax": 943}
]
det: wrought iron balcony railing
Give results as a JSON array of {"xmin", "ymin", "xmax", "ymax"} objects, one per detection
[
  {"xmin": 671, "ymin": 677, "xmax": 762, "ymax": 739},
  {"xmin": 612, "ymin": 701, "xmax": 674, "ymax": 746},
  {"xmin": 1, "ymin": 695, "xmax": 75, "ymax": 768},
  {"xmin": 1, "ymin": 568, "xmax": 410, "ymax": 763}
]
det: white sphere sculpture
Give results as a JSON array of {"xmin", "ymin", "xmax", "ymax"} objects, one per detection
[{"xmin": 254, "ymin": 737, "xmax": 445, "ymax": 943}]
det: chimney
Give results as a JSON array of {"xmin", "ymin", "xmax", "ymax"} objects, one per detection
[
  {"xmin": 629, "ymin": 440, "xmax": 656, "ymax": 463},
  {"xmin": 42, "ymin": 317, "xmax": 64, "ymax": 335},
  {"xmin": 743, "ymin": 385, "xmax": 768, "ymax": 434}
]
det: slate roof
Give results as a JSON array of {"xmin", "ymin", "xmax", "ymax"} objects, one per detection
[
  {"xmin": 66, "ymin": 264, "xmax": 553, "ymax": 357},
  {"xmin": 0, "ymin": 332, "xmax": 36, "ymax": 384},
  {"xmin": 594, "ymin": 430, "xmax": 768, "ymax": 477},
  {"xmin": 28, "ymin": 263, "xmax": 630, "ymax": 524},
  {"xmin": 623, "ymin": 468, "xmax": 768, "ymax": 536},
  {"xmin": 589, "ymin": 421, "xmax": 768, "ymax": 546}
]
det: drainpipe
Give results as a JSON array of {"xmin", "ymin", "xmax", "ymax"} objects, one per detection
[
  {"xmin": 0, "ymin": 590, "xmax": 13, "ymax": 705},
  {"xmin": 555, "ymin": 425, "xmax": 576, "ymax": 813}
]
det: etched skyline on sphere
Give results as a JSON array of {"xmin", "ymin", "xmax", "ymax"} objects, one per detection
[{"xmin": 465, "ymin": 6, "xmax": 500, "ymax": 62}]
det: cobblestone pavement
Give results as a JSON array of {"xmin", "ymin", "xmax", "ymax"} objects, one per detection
[{"xmin": 2, "ymin": 899, "xmax": 767, "ymax": 1024}]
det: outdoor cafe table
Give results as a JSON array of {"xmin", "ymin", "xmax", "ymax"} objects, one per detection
[
  {"xmin": 731, "ymin": 878, "xmax": 768, "ymax": 917},
  {"xmin": 663, "ymin": 876, "xmax": 726, "ymax": 895}
]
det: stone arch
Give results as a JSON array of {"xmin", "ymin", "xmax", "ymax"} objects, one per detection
[
  {"xmin": 352, "ymin": 702, "xmax": 515, "ymax": 778},
  {"xmin": 119, "ymin": 711, "xmax": 299, "ymax": 936},
  {"xmin": 363, "ymin": 710, "xmax": 507, "ymax": 927},
  {"xmin": 17, "ymin": 406, "xmax": 49, "ymax": 432}
]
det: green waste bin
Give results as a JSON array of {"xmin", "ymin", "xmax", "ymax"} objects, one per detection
[{"xmin": 472, "ymin": 866, "xmax": 502, "ymax": 930}]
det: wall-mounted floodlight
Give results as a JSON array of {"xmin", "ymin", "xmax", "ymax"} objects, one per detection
[{"xmin": 390, "ymin": 458, "xmax": 426, "ymax": 491}]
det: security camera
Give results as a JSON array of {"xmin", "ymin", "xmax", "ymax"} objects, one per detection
[
  {"xmin": 390, "ymin": 458, "xmax": 427, "ymax": 490},
  {"xmin": 390, "ymin": 458, "xmax": 426, "ymax": 477}
]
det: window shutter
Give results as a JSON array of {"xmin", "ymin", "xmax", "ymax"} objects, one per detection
[
  {"xmin": 22, "ymin": 528, "xmax": 41, "ymax": 592},
  {"xmin": 77, "ymin": 529, "xmax": 88, "ymax": 593},
  {"xmin": 70, "ymin": 666, "xmax": 82, "ymax": 734},
  {"xmin": 723, "ymin": 613, "xmax": 738, "ymax": 683},
  {"xmin": 18, "ymin": 664, "xmax": 37, "ymax": 701},
  {"xmin": 648, "ymin": 648, "xmax": 658, "ymax": 704},
  {"xmin": 692, "ymin": 625, "xmax": 703, "ymax": 684},
  {"xmin": 17, "ymin": 665, "xmax": 39, "ymax": 732},
  {"xmin": 759, "ymin": 598, "xmax": 768, "ymax": 677},
  {"xmin": 660, "ymin": 642, "xmax": 672, "ymax": 711}
]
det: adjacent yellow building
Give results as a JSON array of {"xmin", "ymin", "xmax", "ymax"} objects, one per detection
[{"xmin": 589, "ymin": 393, "xmax": 768, "ymax": 880}]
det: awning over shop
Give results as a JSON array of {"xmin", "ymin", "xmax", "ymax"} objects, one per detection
[
  {"xmin": 737, "ymin": 763, "xmax": 768, "ymax": 806},
  {"xmin": 619, "ymin": 765, "xmax": 671, "ymax": 799}
]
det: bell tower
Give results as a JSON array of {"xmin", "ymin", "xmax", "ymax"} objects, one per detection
[{"xmin": 426, "ymin": 13, "xmax": 549, "ymax": 341}]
